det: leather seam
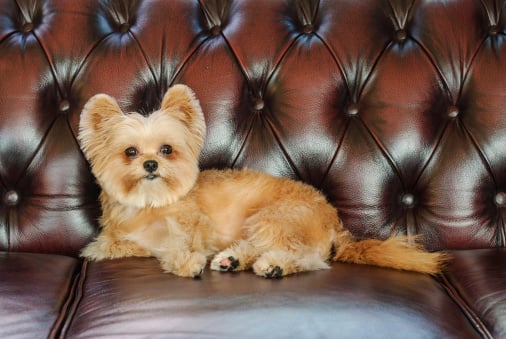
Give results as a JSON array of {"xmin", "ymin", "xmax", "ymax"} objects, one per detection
[
  {"xmin": 439, "ymin": 273, "xmax": 494, "ymax": 339},
  {"xmin": 51, "ymin": 259, "xmax": 89, "ymax": 339}
]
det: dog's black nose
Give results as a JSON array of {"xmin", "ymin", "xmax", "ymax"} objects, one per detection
[{"xmin": 143, "ymin": 160, "xmax": 158, "ymax": 173}]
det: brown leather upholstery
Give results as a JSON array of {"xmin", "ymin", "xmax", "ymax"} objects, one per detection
[{"xmin": 0, "ymin": 0, "xmax": 504, "ymax": 338}]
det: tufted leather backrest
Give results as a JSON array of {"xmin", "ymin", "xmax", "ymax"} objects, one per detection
[{"xmin": 0, "ymin": 0, "xmax": 505, "ymax": 257}]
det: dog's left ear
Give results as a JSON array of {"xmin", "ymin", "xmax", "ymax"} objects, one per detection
[{"xmin": 161, "ymin": 84, "xmax": 206, "ymax": 154}]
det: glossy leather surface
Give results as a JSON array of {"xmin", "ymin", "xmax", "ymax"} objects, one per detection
[
  {"xmin": 444, "ymin": 249, "xmax": 506, "ymax": 338},
  {"xmin": 0, "ymin": 252, "xmax": 79, "ymax": 338},
  {"xmin": 66, "ymin": 257, "xmax": 478, "ymax": 338}
]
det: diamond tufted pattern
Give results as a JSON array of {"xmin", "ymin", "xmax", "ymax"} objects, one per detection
[{"xmin": 1, "ymin": 0, "xmax": 505, "ymax": 257}]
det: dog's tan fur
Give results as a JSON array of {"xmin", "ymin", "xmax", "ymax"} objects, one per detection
[{"xmin": 79, "ymin": 84, "xmax": 448, "ymax": 278}]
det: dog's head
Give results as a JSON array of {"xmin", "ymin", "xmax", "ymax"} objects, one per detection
[{"xmin": 79, "ymin": 84, "xmax": 206, "ymax": 208}]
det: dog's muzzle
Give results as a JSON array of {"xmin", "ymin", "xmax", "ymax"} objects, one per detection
[
  {"xmin": 144, "ymin": 160, "xmax": 158, "ymax": 173},
  {"xmin": 143, "ymin": 160, "xmax": 159, "ymax": 180}
]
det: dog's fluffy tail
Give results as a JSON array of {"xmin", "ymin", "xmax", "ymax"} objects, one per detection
[{"xmin": 332, "ymin": 232, "xmax": 449, "ymax": 275}]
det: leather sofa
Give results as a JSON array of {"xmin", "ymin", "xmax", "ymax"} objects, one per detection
[{"xmin": 1, "ymin": 0, "xmax": 505, "ymax": 338}]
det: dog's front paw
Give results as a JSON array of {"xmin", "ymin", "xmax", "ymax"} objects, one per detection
[
  {"xmin": 80, "ymin": 240, "xmax": 110, "ymax": 261},
  {"xmin": 80, "ymin": 239, "xmax": 149, "ymax": 260},
  {"xmin": 162, "ymin": 252, "xmax": 207, "ymax": 278}
]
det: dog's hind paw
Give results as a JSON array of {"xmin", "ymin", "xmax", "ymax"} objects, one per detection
[
  {"xmin": 253, "ymin": 258, "xmax": 284, "ymax": 279},
  {"xmin": 221, "ymin": 256, "xmax": 240, "ymax": 271},
  {"xmin": 257, "ymin": 265, "xmax": 283, "ymax": 279},
  {"xmin": 211, "ymin": 255, "xmax": 240, "ymax": 272},
  {"xmin": 265, "ymin": 265, "xmax": 283, "ymax": 278}
]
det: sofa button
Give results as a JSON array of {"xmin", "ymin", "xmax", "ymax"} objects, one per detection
[
  {"xmin": 448, "ymin": 105, "xmax": 459, "ymax": 118},
  {"xmin": 347, "ymin": 103, "xmax": 359, "ymax": 116},
  {"xmin": 22, "ymin": 23, "xmax": 34, "ymax": 33},
  {"xmin": 4, "ymin": 190, "xmax": 19, "ymax": 206},
  {"xmin": 395, "ymin": 29, "xmax": 407, "ymax": 42},
  {"xmin": 253, "ymin": 98, "xmax": 264, "ymax": 111},
  {"xmin": 119, "ymin": 23, "xmax": 130, "ymax": 34},
  {"xmin": 59, "ymin": 100, "xmax": 70, "ymax": 112},
  {"xmin": 210, "ymin": 25, "xmax": 221, "ymax": 36},
  {"xmin": 489, "ymin": 25, "xmax": 499, "ymax": 36},
  {"xmin": 495, "ymin": 192, "xmax": 506, "ymax": 207},
  {"xmin": 302, "ymin": 24, "xmax": 314, "ymax": 34},
  {"xmin": 401, "ymin": 193, "xmax": 415, "ymax": 207}
]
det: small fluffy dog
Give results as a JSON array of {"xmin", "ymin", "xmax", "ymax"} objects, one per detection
[{"xmin": 79, "ymin": 84, "xmax": 447, "ymax": 278}]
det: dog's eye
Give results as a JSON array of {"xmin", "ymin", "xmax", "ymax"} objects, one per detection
[
  {"xmin": 160, "ymin": 144, "xmax": 173, "ymax": 155},
  {"xmin": 124, "ymin": 147, "xmax": 138, "ymax": 158}
]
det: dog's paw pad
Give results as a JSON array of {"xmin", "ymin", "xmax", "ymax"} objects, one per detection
[
  {"xmin": 219, "ymin": 256, "xmax": 240, "ymax": 272},
  {"xmin": 264, "ymin": 265, "xmax": 283, "ymax": 279}
]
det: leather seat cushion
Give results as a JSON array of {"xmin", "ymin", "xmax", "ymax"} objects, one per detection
[
  {"xmin": 0, "ymin": 252, "xmax": 79, "ymax": 338},
  {"xmin": 444, "ymin": 249, "xmax": 506, "ymax": 338},
  {"xmin": 64, "ymin": 258, "xmax": 479, "ymax": 338}
]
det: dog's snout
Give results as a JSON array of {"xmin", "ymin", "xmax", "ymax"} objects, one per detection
[{"xmin": 143, "ymin": 160, "xmax": 158, "ymax": 173}]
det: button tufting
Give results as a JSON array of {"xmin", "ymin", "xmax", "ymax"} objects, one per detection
[
  {"xmin": 401, "ymin": 193, "xmax": 415, "ymax": 207},
  {"xmin": 59, "ymin": 100, "xmax": 70, "ymax": 112},
  {"xmin": 210, "ymin": 25, "xmax": 221, "ymax": 36},
  {"xmin": 447, "ymin": 105, "xmax": 459, "ymax": 118},
  {"xmin": 4, "ymin": 190, "xmax": 19, "ymax": 206},
  {"xmin": 253, "ymin": 98, "xmax": 265, "ymax": 111},
  {"xmin": 395, "ymin": 29, "xmax": 407, "ymax": 42},
  {"xmin": 489, "ymin": 25, "xmax": 499, "ymax": 36},
  {"xmin": 347, "ymin": 103, "xmax": 359, "ymax": 116},
  {"xmin": 302, "ymin": 24, "xmax": 314, "ymax": 34},
  {"xmin": 119, "ymin": 23, "xmax": 130, "ymax": 34},
  {"xmin": 22, "ymin": 23, "xmax": 34, "ymax": 33},
  {"xmin": 495, "ymin": 192, "xmax": 506, "ymax": 207}
]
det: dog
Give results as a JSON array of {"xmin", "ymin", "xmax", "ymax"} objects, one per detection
[{"xmin": 78, "ymin": 84, "xmax": 448, "ymax": 278}]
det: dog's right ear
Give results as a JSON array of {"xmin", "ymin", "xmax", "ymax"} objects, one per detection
[
  {"xmin": 80, "ymin": 94, "xmax": 123, "ymax": 135},
  {"xmin": 78, "ymin": 94, "xmax": 124, "ymax": 161}
]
